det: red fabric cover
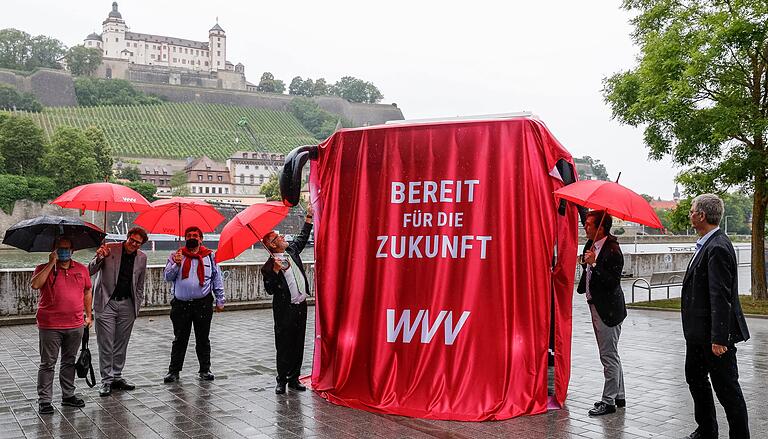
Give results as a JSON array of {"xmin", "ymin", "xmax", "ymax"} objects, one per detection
[
  {"xmin": 181, "ymin": 246, "xmax": 212, "ymax": 286},
  {"xmin": 309, "ymin": 118, "xmax": 578, "ymax": 421},
  {"xmin": 34, "ymin": 261, "xmax": 92, "ymax": 329}
]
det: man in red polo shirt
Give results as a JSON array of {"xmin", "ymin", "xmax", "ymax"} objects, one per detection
[{"xmin": 30, "ymin": 236, "xmax": 93, "ymax": 415}]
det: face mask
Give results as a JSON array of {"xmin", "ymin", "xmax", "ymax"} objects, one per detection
[
  {"xmin": 185, "ymin": 238, "xmax": 199, "ymax": 250},
  {"xmin": 57, "ymin": 248, "xmax": 72, "ymax": 261}
]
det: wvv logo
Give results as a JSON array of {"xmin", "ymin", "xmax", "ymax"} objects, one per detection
[{"xmin": 386, "ymin": 309, "xmax": 470, "ymax": 345}]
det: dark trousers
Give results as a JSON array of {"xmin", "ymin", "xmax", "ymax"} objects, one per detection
[
  {"xmin": 168, "ymin": 294, "xmax": 213, "ymax": 374},
  {"xmin": 685, "ymin": 342, "xmax": 749, "ymax": 439},
  {"xmin": 273, "ymin": 300, "xmax": 307, "ymax": 384}
]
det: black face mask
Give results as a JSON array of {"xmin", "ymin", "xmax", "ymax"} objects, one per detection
[{"xmin": 185, "ymin": 238, "xmax": 199, "ymax": 250}]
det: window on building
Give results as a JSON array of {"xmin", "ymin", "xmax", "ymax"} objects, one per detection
[
  {"xmin": 205, "ymin": 61, "xmax": 209, "ymax": 66},
  {"xmin": 192, "ymin": 187, "xmax": 196, "ymax": 193},
  {"xmin": 259, "ymin": 175, "xmax": 265, "ymax": 183},
  {"xmin": 195, "ymin": 50, "xmax": 199, "ymax": 55},
  {"xmin": 116, "ymin": 38, "xmax": 119, "ymax": 42},
  {"xmin": 205, "ymin": 187, "xmax": 209, "ymax": 194},
  {"xmin": 217, "ymin": 176, "xmax": 222, "ymax": 182},
  {"xmin": 173, "ymin": 58, "xmax": 177, "ymax": 63},
  {"xmin": 217, "ymin": 51, "xmax": 221, "ymax": 56},
  {"xmin": 208, "ymin": 175, "xmax": 212, "ymax": 181},
  {"xmin": 217, "ymin": 61, "xmax": 220, "ymax": 66},
  {"xmin": 245, "ymin": 165, "xmax": 249, "ymax": 169},
  {"xmin": 151, "ymin": 54, "xmax": 155, "ymax": 59},
  {"xmin": 218, "ymin": 187, "xmax": 222, "ymax": 194},
  {"xmin": 197, "ymin": 175, "xmax": 202, "ymax": 181},
  {"xmin": 250, "ymin": 175, "xmax": 254, "ymax": 184},
  {"xmin": 173, "ymin": 47, "xmax": 176, "ymax": 52},
  {"xmin": 184, "ymin": 48, "xmax": 188, "ymax": 54},
  {"xmin": 88, "ymin": 41, "xmax": 92, "ymax": 46},
  {"xmin": 133, "ymin": 43, "xmax": 137, "ymax": 47},
  {"xmin": 182, "ymin": 59, "xmax": 186, "ymax": 64},
  {"xmin": 150, "ymin": 179, "xmax": 155, "ymax": 184},
  {"xmin": 225, "ymin": 188, "xmax": 229, "ymax": 194},
  {"xmin": 145, "ymin": 44, "xmax": 148, "ymax": 48},
  {"xmin": 197, "ymin": 60, "xmax": 200, "ymax": 65},
  {"xmin": 217, "ymin": 37, "xmax": 221, "ymax": 41},
  {"xmin": 217, "ymin": 43, "xmax": 221, "ymax": 48},
  {"xmin": 163, "ymin": 54, "xmax": 166, "ymax": 59},
  {"xmin": 240, "ymin": 175, "xmax": 244, "ymax": 184},
  {"xmin": 142, "ymin": 179, "xmax": 147, "ymax": 183}
]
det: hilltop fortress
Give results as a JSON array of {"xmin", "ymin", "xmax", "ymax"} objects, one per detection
[{"xmin": 0, "ymin": 2, "xmax": 403, "ymax": 127}]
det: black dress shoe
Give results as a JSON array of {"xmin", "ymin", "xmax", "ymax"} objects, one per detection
[
  {"xmin": 683, "ymin": 431, "xmax": 710, "ymax": 439},
  {"xmin": 275, "ymin": 383, "xmax": 286, "ymax": 394},
  {"xmin": 288, "ymin": 380, "xmax": 307, "ymax": 391},
  {"xmin": 198, "ymin": 371, "xmax": 215, "ymax": 381},
  {"xmin": 99, "ymin": 383, "xmax": 112, "ymax": 397},
  {"xmin": 112, "ymin": 379, "xmax": 135, "ymax": 390},
  {"xmin": 39, "ymin": 402, "xmax": 54, "ymax": 414},
  {"xmin": 594, "ymin": 398, "xmax": 625, "ymax": 408},
  {"xmin": 61, "ymin": 396, "xmax": 85, "ymax": 408},
  {"xmin": 163, "ymin": 372, "xmax": 179, "ymax": 383},
  {"xmin": 588, "ymin": 402, "xmax": 616, "ymax": 416}
]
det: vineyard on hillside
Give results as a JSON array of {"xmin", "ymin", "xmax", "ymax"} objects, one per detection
[{"xmin": 20, "ymin": 103, "xmax": 319, "ymax": 160}]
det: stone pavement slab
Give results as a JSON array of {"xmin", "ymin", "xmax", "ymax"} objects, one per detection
[{"xmin": 0, "ymin": 293, "xmax": 765, "ymax": 439}]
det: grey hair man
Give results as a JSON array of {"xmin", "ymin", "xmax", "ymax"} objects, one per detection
[{"xmin": 682, "ymin": 193, "xmax": 750, "ymax": 439}]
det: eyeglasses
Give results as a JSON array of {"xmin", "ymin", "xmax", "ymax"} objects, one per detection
[
  {"xmin": 127, "ymin": 237, "xmax": 144, "ymax": 246},
  {"xmin": 269, "ymin": 234, "xmax": 280, "ymax": 245}
]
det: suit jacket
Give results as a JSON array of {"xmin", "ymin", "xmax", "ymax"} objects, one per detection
[
  {"xmin": 682, "ymin": 229, "xmax": 749, "ymax": 345},
  {"xmin": 577, "ymin": 235, "xmax": 627, "ymax": 327},
  {"xmin": 261, "ymin": 222, "xmax": 313, "ymax": 310},
  {"xmin": 88, "ymin": 242, "xmax": 147, "ymax": 317}
]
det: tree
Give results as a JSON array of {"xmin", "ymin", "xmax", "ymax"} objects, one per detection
[
  {"xmin": 0, "ymin": 174, "xmax": 28, "ymax": 213},
  {"xmin": 124, "ymin": 181, "xmax": 157, "ymax": 202},
  {"xmin": 119, "ymin": 165, "xmax": 141, "ymax": 181},
  {"xmin": 43, "ymin": 126, "xmax": 99, "ymax": 189},
  {"xmin": 313, "ymin": 78, "xmax": 329, "ymax": 96},
  {"xmin": 289, "ymin": 76, "xmax": 304, "ymax": 95},
  {"xmin": 603, "ymin": 1, "xmax": 768, "ymax": 298},
  {"xmin": 0, "ymin": 84, "xmax": 43, "ymax": 112},
  {"xmin": 0, "ymin": 29, "xmax": 65, "ymax": 71},
  {"xmin": 74, "ymin": 78, "xmax": 162, "ymax": 106},
  {"xmin": 25, "ymin": 176, "xmax": 57, "ymax": 203},
  {"xmin": 300, "ymin": 79, "xmax": 315, "ymax": 97},
  {"xmin": 66, "ymin": 46, "xmax": 102, "ymax": 76},
  {"xmin": 84, "ymin": 126, "xmax": 113, "ymax": 180},
  {"xmin": 0, "ymin": 114, "xmax": 46, "ymax": 175},
  {"xmin": 260, "ymin": 173, "xmax": 280, "ymax": 201},
  {"xmin": 256, "ymin": 72, "xmax": 285, "ymax": 94},
  {"xmin": 170, "ymin": 170, "xmax": 189, "ymax": 196},
  {"xmin": 331, "ymin": 76, "xmax": 384, "ymax": 103},
  {"xmin": 290, "ymin": 97, "xmax": 349, "ymax": 139},
  {"xmin": 580, "ymin": 155, "xmax": 609, "ymax": 181}
]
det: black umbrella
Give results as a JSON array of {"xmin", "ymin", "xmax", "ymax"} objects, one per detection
[{"xmin": 2, "ymin": 215, "xmax": 106, "ymax": 252}]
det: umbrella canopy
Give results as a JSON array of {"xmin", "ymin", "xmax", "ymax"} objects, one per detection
[
  {"xmin": 134, "ymin": 197, "xmax": 225, "ymax": 237},
  {"xmin": 52, "ymin": 182, "xmax": 151, "ymax": 213},
  {"xmin": 554, "ymin": 179, "xmax": 664, "ymax": 229},
  {"xmin": 215, "ymin": 201, "xmax": 290, "ymax": 263},
  {"xmin": 2, "ymin": 215, "xmax": 106, "ymax": 252}
]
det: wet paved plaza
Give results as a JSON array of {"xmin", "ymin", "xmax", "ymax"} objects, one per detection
[{"xmin": 0, "ymin": 293, "xmax": 766, "ymax": 439}]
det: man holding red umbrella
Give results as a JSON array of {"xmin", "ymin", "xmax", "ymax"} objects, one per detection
[
  {"xmin": 577, "ymin": 210, "xmax": 627, "ymax": 416},
  {"xmin": 163, "ymin": 226, "xmax": 225, "ymax": 383},
  {"xmin": 261, "ymin": 205, "xmax": 314, "ymax": 394}
]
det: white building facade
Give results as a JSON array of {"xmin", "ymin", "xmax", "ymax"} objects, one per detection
[{"xmin": 85, "ymin": 2, "xmax": 240, "ymax": 74}]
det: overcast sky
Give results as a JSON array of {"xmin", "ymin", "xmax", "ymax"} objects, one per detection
[{"xmin": 3, "ymin": 0, "xmax": 682, "ymax": 199}]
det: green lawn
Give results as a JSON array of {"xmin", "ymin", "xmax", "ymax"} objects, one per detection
[{"xmin": 630, "ymin": 296, "xmax": 768, "ymax": 315}]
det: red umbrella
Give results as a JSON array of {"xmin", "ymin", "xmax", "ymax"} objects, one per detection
[
  {"xmin": 134, "ymin": 197, "xmax": 225, "ymax": 237},
  {"xmin": 553, "ymin": 179, "xmax": 663, "ymax": 229},
  {"xmin": 52, "ymin": 182, "xmax": 152, "ymax": 231},
  {"xmin": 215, "ymin": 201, "xmax": 290, "ymax": 263}
]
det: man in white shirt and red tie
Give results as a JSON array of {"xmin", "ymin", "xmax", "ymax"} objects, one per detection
[
  {"xmin": 577, "ymin": 210, "xmax": 627, "ymax": 416},
  {"xmin": 261, "ymin": 205, "xmax": 314, "ymax": 394}
]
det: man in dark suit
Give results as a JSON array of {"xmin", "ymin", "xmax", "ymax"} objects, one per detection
[
  {"xmin": 577, "ymin": 210, "xmax": 627, "ymax": 416},
  {"xmin": 261, "ymin": 205, "xmax": 314, "ymax": 395},
  {"xmin": 682, "ymin": 194, "xmax": 750, "ymax": 439},
  {"xmin": 88, "ymin": 227, "xmax": 148, "ymax": 397}
]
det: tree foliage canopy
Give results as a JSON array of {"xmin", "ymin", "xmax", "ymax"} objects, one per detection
[
  {"xmin": 0, "ymin": 84, "xmax": 42, "ymax": 112},
  {"xmin": 0, "ymin": 114, "xmax": 46, "ymax": 175},
  {"xmin": 256, "ymin": 72, "xmax": 286, "ymax": 94},
  {"xmin": 290, "ymin": 97, "xmax": 348, "ymax": 139},
  {"xmin": 0, "ymin": 28, "xmax": 66, "ymax": 71},
  {"xmin": 74, "ymin": 77, "xmax": 163, "ymax": 107},
  {"xmin": 603, "ymin": 0, "xmax": 768, "ymax": 297},
  {"xmin": 66, "ymin": 46, "xmax": 102, "ymax": 77},
  {"xmin": 330, "ymin": 76, "xmax": 383, "ymax": 103}
]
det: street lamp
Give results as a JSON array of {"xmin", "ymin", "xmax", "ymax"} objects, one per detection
[{"xmin": 725, "ymin": 215, "xmax": 733, "ymax": 235}]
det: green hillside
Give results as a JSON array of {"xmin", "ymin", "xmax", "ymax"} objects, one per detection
[{"xmin": 21, "ymin": 102, "xmax": 319, "ymax": 160}]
